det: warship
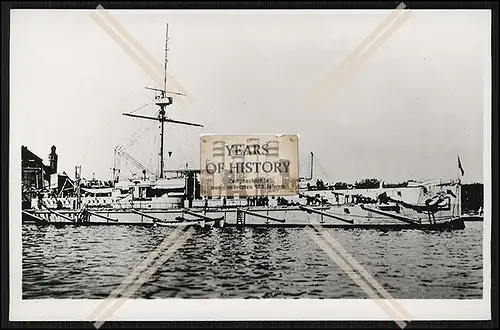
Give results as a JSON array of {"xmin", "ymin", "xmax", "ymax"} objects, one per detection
[{"xmin": 22, "ymin": 25, "xmax": 466, "ymax": 231}]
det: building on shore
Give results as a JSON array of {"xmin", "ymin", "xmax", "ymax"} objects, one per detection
[{"xmin": 21, "ymin": 145, "xmax": 59, "ymax": 209}]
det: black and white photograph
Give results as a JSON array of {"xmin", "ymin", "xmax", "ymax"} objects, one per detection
[{"xmin": 9, "ymin": 6, "xmax": 492, "ymax": 325}]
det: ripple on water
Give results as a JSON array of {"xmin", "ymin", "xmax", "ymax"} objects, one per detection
[{"xmin": 21, "ymin": 222, "xmax": 484, "ymax": 299}]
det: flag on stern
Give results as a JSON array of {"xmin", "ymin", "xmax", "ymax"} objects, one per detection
[{"xmin": 457, "ymin": 155, "xmax": 465, "ymax": 176}]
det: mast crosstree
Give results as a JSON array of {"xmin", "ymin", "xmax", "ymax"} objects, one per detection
[{"xmin": 122, "ymin": 23, "xmax": 203, "ymax": 179}]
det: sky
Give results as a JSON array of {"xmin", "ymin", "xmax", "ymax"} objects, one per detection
[{"xmin": 10, "ymin": 9, "xmax": 490, "ymax": 184}]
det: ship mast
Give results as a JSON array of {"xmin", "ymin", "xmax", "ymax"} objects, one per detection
[
  {"xmin": 122, "ymin": 23, "xmax": 203, "ymax": 179},
  {"xmin": 310, "ymin": 152, "xmax": 314, "ymax": 180},
  {"xmin": 164, "ymin": 23, "xmax": 168, "ymax": 95},
  {"xmin": 159, "ymin": 24, "xmax": 168, "ymax": 177}
]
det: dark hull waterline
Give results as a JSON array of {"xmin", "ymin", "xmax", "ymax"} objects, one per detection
[{"xmin": 22, "ymin": 212, "xmax": 466, "ymax": 231}]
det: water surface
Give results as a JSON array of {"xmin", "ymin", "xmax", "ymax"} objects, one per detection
[{"xmin": 22, "ymin": 222, "xmax": 483, "ymax": 299}]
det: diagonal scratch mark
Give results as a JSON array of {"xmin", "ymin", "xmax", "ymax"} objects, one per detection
[
  {"xmin": 87, "ymin": 226, "xmax": 186, "ymax": 321},
  {"xmin": 310, "ymin": 219, "xmax": 412, "ymax": 321},
  {"xmin": 93, "ymin": 226, "xmax": 194, "ymax": 328},
  {"xmin": 306, "ymin": 227, "xmax": 410, "ymax": 329},
  {"xmin": 90, "ymin": 5, "xmax": 194, "ymax": 110},
  {"xmin": 94, "ymin": 6, "xmax": 192, "ymax": 101},
  {"xmin": 310, "ymin": 10, "xmax": 411, "ymax": 111},
  {"xmin": 308, "ymin": 3, "xmax": 407, "ymax": 101},
  {"xmin": 306, "ymin": 3, "xmax": 411, "ymax": 112}
]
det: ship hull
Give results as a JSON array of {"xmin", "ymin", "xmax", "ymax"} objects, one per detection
[{"xmin": 23, "ymin": 203, "xmax": 465, "ymax": 231}]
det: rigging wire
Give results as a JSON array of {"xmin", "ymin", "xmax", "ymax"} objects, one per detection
[
  {"xmin": 129, "ymin": 101, "xmax": 153, "ymax": 114},
  {"xmin": 121, "ymin": 124, "xmax": 154, "ymax": 150},
  {"xmin": 299, "ymin": 157, "xmax": 309, "ymax": 178},
  {"xmin": 314, "ymin": 154, "xmax": 331, "ymax": 183},
  {"xmin": 118, "ymin": 102, "xmax": 157, "ymax": 148},
  {"xmin": 77, "ymin": 83, "xmax": 154, "ymax": 167},
  {"xmin": 115, "ymin": 108, "xmax": 159, "ymax": 176},
  {"xmin": 119, "ymin": 125, "xmax": 148, "ymax": 149},
  {"xmin": 118, "ymin": 95, "xmax": 156, "ymax": 143},
  {"xmin": 119, "ymin": 110, "xmax": 160, "ymax": 150}
]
